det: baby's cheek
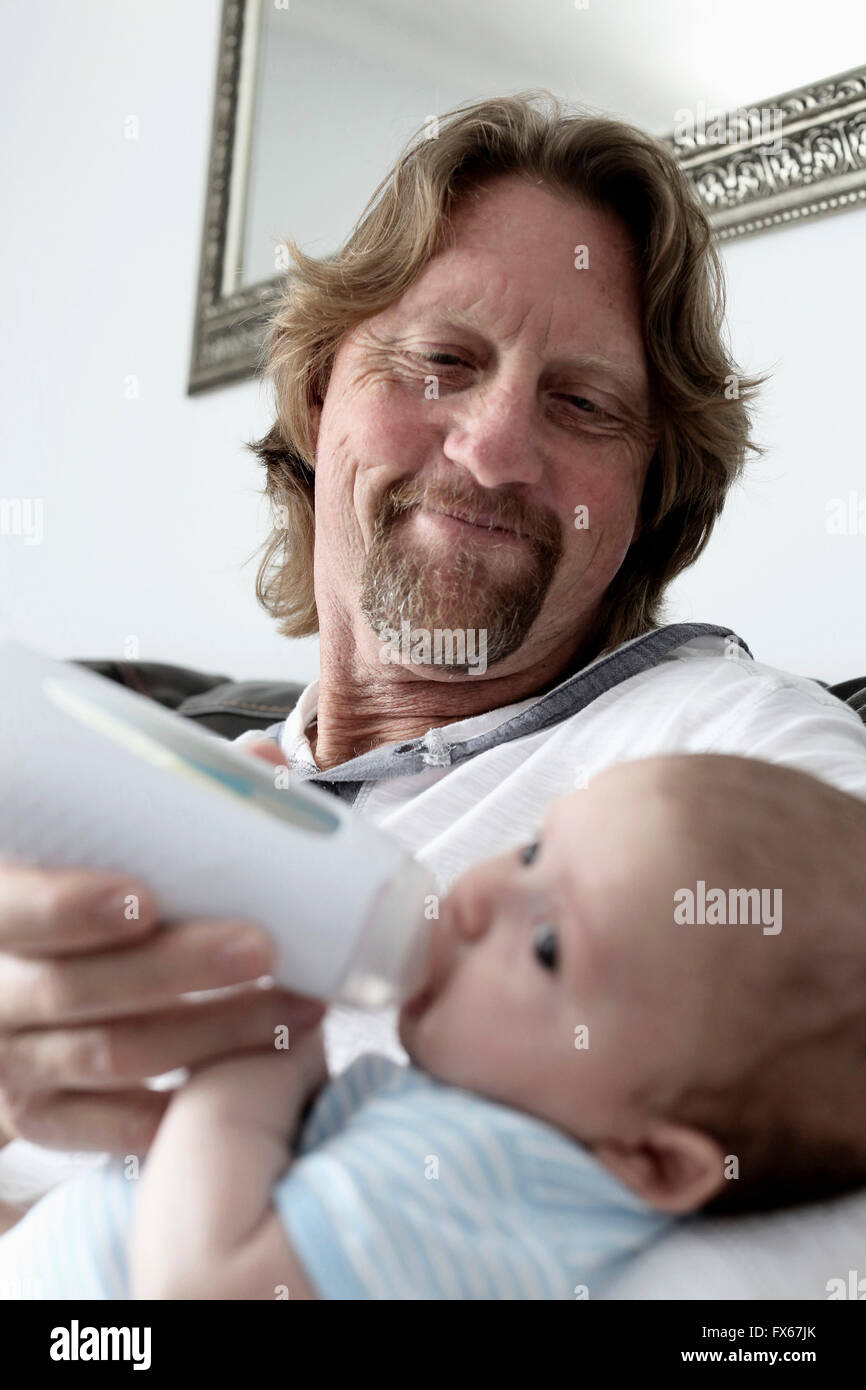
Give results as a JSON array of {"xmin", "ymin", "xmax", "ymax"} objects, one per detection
[{"xmin": 421, "ymin": 992, "xmax": 496, "ymax": 1080}]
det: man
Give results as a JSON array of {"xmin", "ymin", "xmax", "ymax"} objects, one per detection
[{"xmin": 1, "ymin": 95, "xmax": 865, "ymax": 1232}]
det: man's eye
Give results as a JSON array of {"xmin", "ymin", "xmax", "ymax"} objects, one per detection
[
  {"xmin": 521, "ymin": 840, "xmax": 540, "ymax": 865},
  {"xmin": 562, "ymin": 395, "xmax": 609, "ymax": 418},
  {"xmin": 421, "ymin": 352, "xmax": 469, "ymax": 368},
  {"xmin": 533, "ymin": 924, "xmax": 559, "ymax": 972}
]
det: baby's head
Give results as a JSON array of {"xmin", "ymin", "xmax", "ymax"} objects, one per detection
[{"xmin": 398, "ymin": 755, "xmax": 866, "ymax": 1216}]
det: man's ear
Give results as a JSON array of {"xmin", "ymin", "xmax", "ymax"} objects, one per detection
[
  {"xmin": 309, "ymin": 402, "xmax": 322, "ymax": 450},
  {"xmin": 593, "ymin": 1122, "xmax": 727, "ymax": 1214}
]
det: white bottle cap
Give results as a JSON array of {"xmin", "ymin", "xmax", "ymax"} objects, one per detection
[{"xmin": 338, "ymin": 857, "xmax": 436, "ymax": 1009}]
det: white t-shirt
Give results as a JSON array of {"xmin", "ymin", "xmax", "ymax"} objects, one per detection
[{"xmin": 3, "ymin": 624, "xmax": 865, "ymax": 1203}]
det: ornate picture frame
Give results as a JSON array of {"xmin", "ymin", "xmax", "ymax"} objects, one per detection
[
  {"xmin": 187, "ymin": 0, "xmax": 866, "ymax": 393},
  {"xmin": 660, "ymin": 65, "xmax": 866, "ymax": 241}
]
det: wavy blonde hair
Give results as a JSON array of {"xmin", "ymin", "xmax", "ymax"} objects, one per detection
[{"xmin": 249, "ymin": 92, "xmax": 766, "ymax": 657}]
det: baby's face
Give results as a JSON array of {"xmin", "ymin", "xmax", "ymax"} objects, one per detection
[{"xmin": 398, "ymin": 758, "xmax": 751, "ymax": 1146}]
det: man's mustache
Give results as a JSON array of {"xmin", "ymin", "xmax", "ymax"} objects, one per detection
[{"xmin": 379, "ymin": 477, "xmax": 561, "ymax": 550}]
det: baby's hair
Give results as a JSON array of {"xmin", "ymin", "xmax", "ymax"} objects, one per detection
[
  {"xmin": 699, "ymin": 1115, "xmax": 866, "ymax": 1217},
  {"xmin": 675, "ymin": 1014, "xmax": 866, "ymax": 1216},
  {"xmin": 642, "ymin": 754, "xmax": 866, "ymax": 1216}
]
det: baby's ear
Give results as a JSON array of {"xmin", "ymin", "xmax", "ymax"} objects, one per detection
[{"xmin": 593, "ymin": 1122, "xmax": 727, "ymax": 1214}]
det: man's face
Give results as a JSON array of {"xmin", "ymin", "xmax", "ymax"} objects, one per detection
[{"xmin": 311, "ymin": 174, "xmax": 656, "ymax": 678}]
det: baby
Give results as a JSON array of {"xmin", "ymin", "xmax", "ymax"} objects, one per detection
[{"xmin": 2, "ymin": 752, "xmax": 866, "ymax": 1300}]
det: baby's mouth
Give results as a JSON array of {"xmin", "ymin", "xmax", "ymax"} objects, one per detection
[
  {"xmin": 403, "ymin": 981, "xmax": 435, "ymax": 1018},
  {"xmin": 402, "ymin": 899, "xmax": 456, "ymax": 1018}
]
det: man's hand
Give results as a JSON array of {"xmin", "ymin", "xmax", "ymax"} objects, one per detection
[{"xmin": 0, "ymin": 738, "xmax": 325, "ymax": 1163}]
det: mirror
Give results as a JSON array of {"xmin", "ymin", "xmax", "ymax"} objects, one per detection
[{"xmin": 189, "ymin": 0, "xmax": 866, "ymax": 391}]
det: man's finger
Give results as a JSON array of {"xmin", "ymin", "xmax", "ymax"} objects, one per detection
[
  {"xmin": 0, "ymin": 864, "xmax": 159, "ymax": 955},
  {"xmin": 0, "ymin": 919, "xmax": 277, "ymax": 1028},
  {"xmin": 10, "ymin": 1088, "xmax": 170, "ymax": 1156},
  {"xmin": 3, "ymin": 987, "xmax": 324, "ymax": 1092},
  {"xmin": 242, "ymin": 739, "xmax": 287, "ymax": 768}
]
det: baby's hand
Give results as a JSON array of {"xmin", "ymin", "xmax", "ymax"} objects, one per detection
[
  {"xmin": 177, "ymin": 1020, "xmax": 329, "ymax": 1137},
  {"xmin": 129, "ymin": 1020, "xmax": 328, "ymax": 1299}
]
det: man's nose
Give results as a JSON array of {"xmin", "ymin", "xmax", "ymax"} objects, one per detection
[{"xmin": 443, "ymin": 379, "xmax": 543, "ymax": 490}]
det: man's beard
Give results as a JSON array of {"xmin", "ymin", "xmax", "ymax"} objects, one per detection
[{"xmin": 359, "ymin": 476, "xmax": 562, "ymax": 673}]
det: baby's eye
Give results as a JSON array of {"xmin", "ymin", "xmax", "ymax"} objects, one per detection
[
  {"xmin": 533, "ymin": 924, "xmax": 559, "ymax": 972},
  {"xmin": 521, "ymin": 840, "xmax": 540, "ymax": 865}
]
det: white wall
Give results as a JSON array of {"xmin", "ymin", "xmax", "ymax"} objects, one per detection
[
  {"xmin": 0, "ymin": 0, "xmax": 320, "ymax": 685},
  {"xmin": 665, "ymin": 204, "xmax": 866, "ymax": 684},
  {"xmin": 1, "ymin": 0, "xmax": 863, "ymax": 689}
]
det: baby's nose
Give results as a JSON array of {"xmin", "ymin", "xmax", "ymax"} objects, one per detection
[{"xmin": 444, "ymin": 886, "xmax": 489, "ymax": 944}]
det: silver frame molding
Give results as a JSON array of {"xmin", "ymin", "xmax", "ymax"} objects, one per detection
[
  {"xmin": 188, "ymin": 5, "xmax": 866, "ymax": 392},
  {"xmin": 661, "ymin": 64, "xmax": 866, "ymax": 242},
  {"xmin": 188, "ymin": 0, "xmax": 281, "ymax": 393}
]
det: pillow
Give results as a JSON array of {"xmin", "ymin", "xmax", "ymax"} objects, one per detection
[{"xmin": 597, "ymin": 1187, "xmax": 866, "ymax": 1299}]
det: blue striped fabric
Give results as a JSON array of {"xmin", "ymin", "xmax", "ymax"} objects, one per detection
[
  {"xmin": 0, "ymin": 1055, "xmax": 675, "ymax": 1300},
  {"xmin": 275, "ymin": 1054, "xmax": 675, "ymax": 1299},
  {"xmin": 0, "ymin": 1159, "xmax": 133, "ymax": 1299}
]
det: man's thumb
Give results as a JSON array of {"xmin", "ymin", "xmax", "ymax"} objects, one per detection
[{"xmin": 242, "ymin": 738, "xmax": 286, "ymax": 769}]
